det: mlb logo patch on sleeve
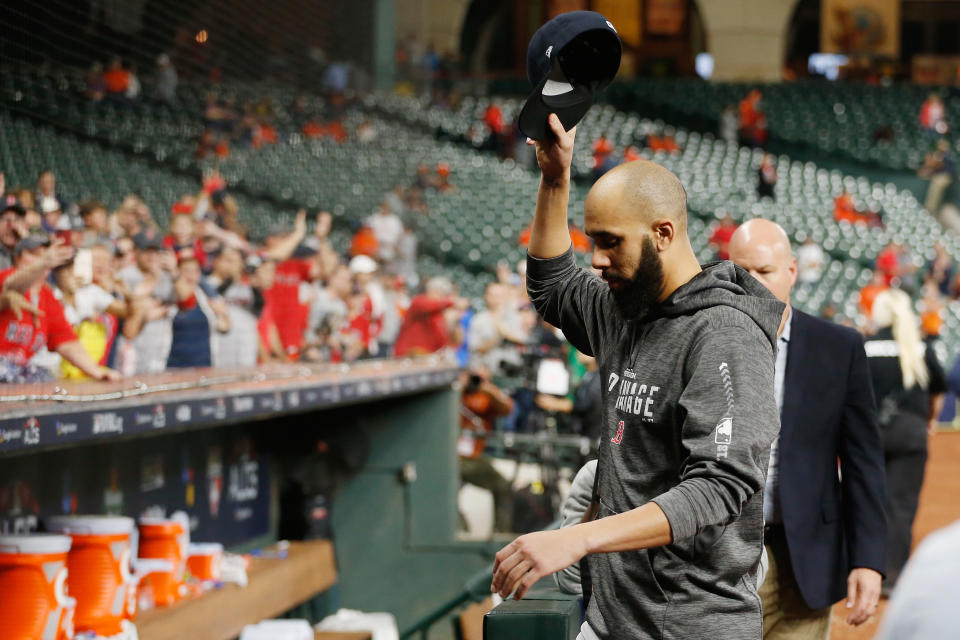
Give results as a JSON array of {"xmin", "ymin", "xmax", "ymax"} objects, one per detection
[{"xmin": 715, "ymin": 417, "xmax": 733, "ymax": 444}]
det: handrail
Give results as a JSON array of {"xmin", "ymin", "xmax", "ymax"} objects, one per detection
[{"xmin": 399, "ymin": 519, "xmax": 562, "ymax": 639}]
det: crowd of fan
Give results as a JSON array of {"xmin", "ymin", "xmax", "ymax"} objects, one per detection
[
  {"xmin": 0, "ymin": 153, "xmax": 550, "ymax": 387},
  {"xmin": 84, "ymin": 54, "xmax": 178, "ymax": 107}
]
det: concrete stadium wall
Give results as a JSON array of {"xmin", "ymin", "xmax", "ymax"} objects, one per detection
[
  {"xmin": 395, "ymin": 0, "xmax": 472, "ymax": 54},
  {"xmin": 392, "ymin": 0, "xmax": 802, "ymax": 84},
  {"xmin": 696, "ymin": 0, "xmax": 800, "ymax": 82}
]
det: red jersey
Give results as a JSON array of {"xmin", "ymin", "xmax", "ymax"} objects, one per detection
[
  {"xmin": 103, "ymin": 68, "xmax": 129, "ymax": 94},
  {"xmin": 739, "ymin": 97, "xmax": 760, "ymax": 128},
  {"xmin": 350, "ymin": 226, "xmax": 379, "ymax": 257},
  {"xmin": 269, "ymin": 259, "xmax": 314, "ymax": 353},
  {"xmin": 876, "ymin": 248, "xmax": 900, "ymax": 285},
  {"xmin": 393, "ymin": 295, "xmax": 453, "ymax": 357},
  {"xmin": 0, "ymin": 269, "xmax": 77, "ymax": 365},
  {"xmin": 483, "ymin": 105, "xmax": 504, "ymax": 135},
  {"xmin": 709, "ymin": 224, "xmax": 738, "ymax": 261}
]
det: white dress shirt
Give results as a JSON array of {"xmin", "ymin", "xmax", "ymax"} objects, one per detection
[{"xmin": 763, "ymin": 307, "xmax": 792, "ymax": 524}]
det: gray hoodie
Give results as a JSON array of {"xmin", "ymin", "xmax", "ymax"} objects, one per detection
[{"xmin": 527, "ymin": 248, "xmax": 783, "ymax": 640}]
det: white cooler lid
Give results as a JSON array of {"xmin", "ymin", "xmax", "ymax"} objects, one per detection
[
  {"xmin": 0, "ymin": 533, "xmax": 72, "ymax": 555},
  {"xmin": 46, "ymin": 515, "xmax": 135, "ymax": 536},
  {"xmin": 138, "ymin": 516, "xmax": 179, "ymax": 526},
  {"xmin": 188, "ymin": 542, "xmax": 223, "ymax": 555}
]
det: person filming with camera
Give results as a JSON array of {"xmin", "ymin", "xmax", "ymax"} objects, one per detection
[{"xmin": 458, "ymin": 366, "xmax": 515, "ymax": 534}]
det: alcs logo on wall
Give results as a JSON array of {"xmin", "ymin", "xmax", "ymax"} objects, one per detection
[
  {"xmin": 153, "ymin": 404, "xmax": 167, "ymax": 428},
  {"xmin": 22, "ymin": 418, "xmax": 39, "ymax": 445},
  {"xmin": 0, "ymin": 418, "xmax": 40, "ymax": 447}
]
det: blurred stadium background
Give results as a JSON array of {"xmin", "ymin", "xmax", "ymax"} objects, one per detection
[{"xmin": 2, "ymin": 1, "xmax": 960, "ymax": 639}]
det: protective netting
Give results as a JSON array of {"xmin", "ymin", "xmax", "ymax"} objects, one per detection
[{"xmin": 1, "ymin": 0, "xmax": 376, "ymax": 86}]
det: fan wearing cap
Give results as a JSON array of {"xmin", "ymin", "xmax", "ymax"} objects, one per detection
[
  {"xmin": 491, "ymin": 16, "xmax": 783, "ymax": 637},
  {"xmin": 203, "ymin": 246, "xmax": 260, "ymax": 368},
  {"xmin": 348, "ymin": 254, "xmax": 388, "ymax": 356},
  {"xmin": 0, "ymin": 233, "xmax": 120, "ymax": 382},
  {"xmin": 35, "ymin": 170, "xmax": 71, "ymax": 233},
  {"xmin": 116, "ymin": 231, "xmax": 177, "ymax": 375},
  {"xmin": 0, "ymin": 196, "xmax": 28, "ymax": 270},
  {"xmin": 47, "ymin": 253, "xmax": 130, "ymax": 380}
]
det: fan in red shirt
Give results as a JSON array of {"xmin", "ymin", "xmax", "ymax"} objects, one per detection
[
  {"xmin": 394, "ymin": 277, "xmax": 466, "ymax": 357},
  {"xmin": 0, "ymin": 234, "xmax": 119, "ymax": 382},
  {"xmin": 260, "ymin": 210, "xmax": 316, "ymax": 360},
  {"xmin": 270, "ymin": 255, "xmax": 316, "ymax": 359},
  {"xmin": 332, "ymin": 291, "xmax": 374, "ymax": 362},
  {"xmin": 103, "ymin": 58, "xmax": 130, "ymax": 96},
  {"xmin": 876, "ymin": 243, "xmax": 901, "ymax": 286},
  {"xmin": 708, "ymin": 214, "xmax": 739, "ymax": 261},
  {"xmin": 483, "ymin": 104, "xmax": 505, "ymax": 136},
  {"xmin": 738, "ymin": 89, "xmax": 767, "ymax": 146}
]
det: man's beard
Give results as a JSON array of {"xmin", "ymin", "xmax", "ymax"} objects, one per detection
[{"xmin": 608, "ymin": 236, "xmax": 665, "ymax": 320}]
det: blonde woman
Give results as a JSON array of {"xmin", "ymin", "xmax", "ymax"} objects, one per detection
[{"xmin": 863, "ymin": 288, "xmax": 946, "ymax": 595}]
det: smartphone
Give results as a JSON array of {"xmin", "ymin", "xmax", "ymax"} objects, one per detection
[{"xmin": 73, "ymin": 248, "xmax": 93, "ymax": 286}]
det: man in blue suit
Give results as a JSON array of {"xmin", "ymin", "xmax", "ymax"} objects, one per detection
[{"xmin": 730, "ymin": 219, "xmax": 886, "ymax": 638}]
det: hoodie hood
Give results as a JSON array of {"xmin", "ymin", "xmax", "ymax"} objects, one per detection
[{"xmin": 657, "ymin": 261, "xmax": 785, "ymax": 351}]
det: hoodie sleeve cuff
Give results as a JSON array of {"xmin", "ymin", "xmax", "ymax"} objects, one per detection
[{"xmin": 651, "ymin": 488, "xmax": 698, "ymax": 543}]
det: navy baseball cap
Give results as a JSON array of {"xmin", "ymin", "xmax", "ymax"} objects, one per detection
[
  {"xmin": 1, "ymin": 195, "xmax": 26, "ymax": 217},
  {"xmin": 14, "ymin": 233, "xmax": 51, "ymax": 256},
  {"xmin": 518, "ymin": 11, "xmax": 622, "ymax": 141},
  {"xmin": 132, "ymin": 230, "xmax": 163, "ymax": 251}
]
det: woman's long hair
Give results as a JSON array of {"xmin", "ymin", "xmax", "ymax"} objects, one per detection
[{"xmin": 872, "ymin": 288, "xmax": 929, "ymax": 389}]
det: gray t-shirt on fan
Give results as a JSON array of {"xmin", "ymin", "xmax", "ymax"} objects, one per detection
[
  {"xmin": 204, "ymin": 275, "xmax": 258, "ymax": 368},
  {"xmin": 117, "ymin": 266, "xmax": 174, "ymax": 374}
]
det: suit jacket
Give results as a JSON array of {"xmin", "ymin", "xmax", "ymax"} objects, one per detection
[{"xmin": 778, "ymin": 309, "xmax": 887, "ymax": 609}]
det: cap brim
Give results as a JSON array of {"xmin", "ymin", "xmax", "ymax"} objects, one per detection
[{"xmin": 518, "ymin": 74, "xmax": 594, "ymax": 141}]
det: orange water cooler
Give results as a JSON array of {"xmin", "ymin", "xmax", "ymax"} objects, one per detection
[
  {"xmin": 137, "ymin": 517, "xmax": 188, "ymax": 607},
  {"xmin": 186, "ymin": 542, "xmax": 223, "ymax": 582},
  {"xmin": 0, "ymin": 533, "xmax": 75, "ymax": 640},
  {"xmin": 46, "ymin": 515, "xmax": 135, "ymax": 637}
]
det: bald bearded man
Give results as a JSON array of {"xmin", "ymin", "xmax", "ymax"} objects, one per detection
[
  {"xmin": 490, "ymin": 114, "xmax": 784, "ymax": 639},
  {"xmin": 729, "ymin": 219, "xmax": 886, "ymax": 639}
]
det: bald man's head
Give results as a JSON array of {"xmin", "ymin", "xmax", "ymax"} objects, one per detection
[
  {"xmin": 585, "ymin": 160, "xmax": 687, "ymax": 236},
  {"xmin": 728, "ymin": 218, "xmax": 797, "ymax": 304},
  {"xmin": 583, "ymin": 160, "xmax": 691, "ymax": 318}
]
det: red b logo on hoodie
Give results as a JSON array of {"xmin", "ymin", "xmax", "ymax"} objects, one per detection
[{"xmin": 611, "ymin": 420, "xmax": 625, "ymax": 445}]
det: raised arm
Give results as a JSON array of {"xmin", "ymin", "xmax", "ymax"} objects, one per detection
[
  {"xmin": 263, "ymin": 210, "xmax": 307, "ymax": 262},
  {"xmin": 2, "ymin": 240, "xmax": 74, "ymax": 293},
  {"xmin": 528, "ymin": 114, "xmax": 577, "ymax": 259}
]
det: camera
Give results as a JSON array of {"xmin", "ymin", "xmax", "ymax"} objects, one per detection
[
  {"xmin": 500, "ymin": 344, "xmax": 570, "ymax": 396},
  {"xmin": 464, "ymin": 373, "xmax": 483, "ymax": 394}
]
